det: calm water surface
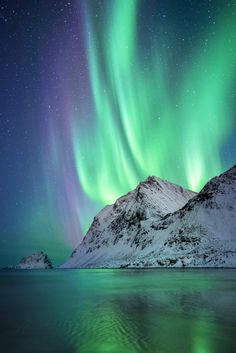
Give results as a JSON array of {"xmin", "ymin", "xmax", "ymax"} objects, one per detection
[{"xmin": 0, "ymin": 269, "xmax": 236, "ymax": 353}]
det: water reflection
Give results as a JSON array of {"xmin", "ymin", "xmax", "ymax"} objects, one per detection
[{"xmin": 0, "ymin": 269, "xmax": 235, "ymax": 353}]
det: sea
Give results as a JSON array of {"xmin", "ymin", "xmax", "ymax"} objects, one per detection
[{"xmin": 0, "ymin": 269, "xmax": 236, "ymax": 353}]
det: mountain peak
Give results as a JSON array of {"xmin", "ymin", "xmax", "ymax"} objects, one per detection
[
  {"xmin": 213, "ymin": 165, "xmax": 236, "ymax": 181},
  {"xmin": 62, "ymin": 164, "xmax": 236, "ymax": 269},
  {"xmin": 222, "ymin": 165, "xmax": 236, "ymax": 178},
  {"xmin": 143, "ymin": 175, "xmax": 160, "ymax": 184},
  {"xmin": 15, "ymin": 251, "xmax": 53, "ymax": 269},
  {"xmin": 137, "ymin": 176, "xmax": 164, "ymax": 191},
  {"xmin": 62, "ymin": 175, "xmax": 196, "ymax": 268},
  {"xmin": 198, "ymin": 165, "xmax": 236, "ymax": 197}
]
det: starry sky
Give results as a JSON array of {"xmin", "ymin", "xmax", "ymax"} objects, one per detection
[{"xmin": 1, "ymin": 0, "xmax": 236, "ymax": 267}]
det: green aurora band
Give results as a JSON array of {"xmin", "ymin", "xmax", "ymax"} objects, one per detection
[{"xmin": 72, "ymin": 0, "xmax": 236, "ymax": 205}]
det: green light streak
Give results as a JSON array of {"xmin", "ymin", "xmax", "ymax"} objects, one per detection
[
  {"xmin": 181, "ymin": 13, "xmax": 236, "ymax": 189},
  {"xmin": 73, "ymin": 0, "xmax": 236, "ymax": 204}
]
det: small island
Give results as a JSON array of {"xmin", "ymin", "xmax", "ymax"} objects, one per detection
[{"xmin": 14, "ymin": 251, "xmax": 53, "ymax": 270}]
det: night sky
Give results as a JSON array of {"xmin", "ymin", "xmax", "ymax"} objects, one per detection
[{"xmin": 1, "ymin": 0, "xmax": 236, "ymax": 267}]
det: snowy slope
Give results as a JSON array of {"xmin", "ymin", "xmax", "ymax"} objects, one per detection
[
  {"xmin": 133, "ymin": 165, "xmax": 236, "ymax": 268},
  {"xmin": 63, "ymin": 166, "xmax": 236, "ymax": 268},
  {"xmin": 62, "ymin": 176, "xmax": 195, "ymax": 268},
  {"xmin": 15, "ymin": 251, "xmax": 53, "ymax": 269}
]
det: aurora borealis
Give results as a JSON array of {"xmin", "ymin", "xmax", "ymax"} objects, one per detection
[{"xmin": 1, "ymin": 0, "xmax": 236, "ymax": 266}]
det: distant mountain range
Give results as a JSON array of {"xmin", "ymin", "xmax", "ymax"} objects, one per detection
[{"xmin": 62, "ymin": 165, "xmax": 236, "ymax": 268}]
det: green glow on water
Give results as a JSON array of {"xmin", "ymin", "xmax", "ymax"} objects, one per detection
[{"xmin": 1, "ymin": 269, "xmax": 236, "ymax": 353}]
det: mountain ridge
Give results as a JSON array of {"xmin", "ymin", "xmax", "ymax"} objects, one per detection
[
  {"xmin": 62, "ymin": 175, "xmax": 196, "ymax": 268},
  {"xmin": 62, "ymin": 166, "xmax": 236, "ymax": 268}
]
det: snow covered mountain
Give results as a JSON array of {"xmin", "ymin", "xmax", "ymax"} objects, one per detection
[
  {"xmin": 15, "ymin": 251, "xmax": 53, "ymax": 269},
  {"xmin": 62, "ymin": 176, "xmax": 196, "ymax": 268},
  {"xmin": 135, "ymin": 165, "xmax": 236, "ymax": 268},
  {"xmin": 63, "ymin": 165, "xmax": 236, "ymax": 268}
]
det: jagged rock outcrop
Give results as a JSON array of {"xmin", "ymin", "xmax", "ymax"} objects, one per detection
[{"xmin": 15, "ymin": 251, "xmax": 53, "ymax": 269}]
